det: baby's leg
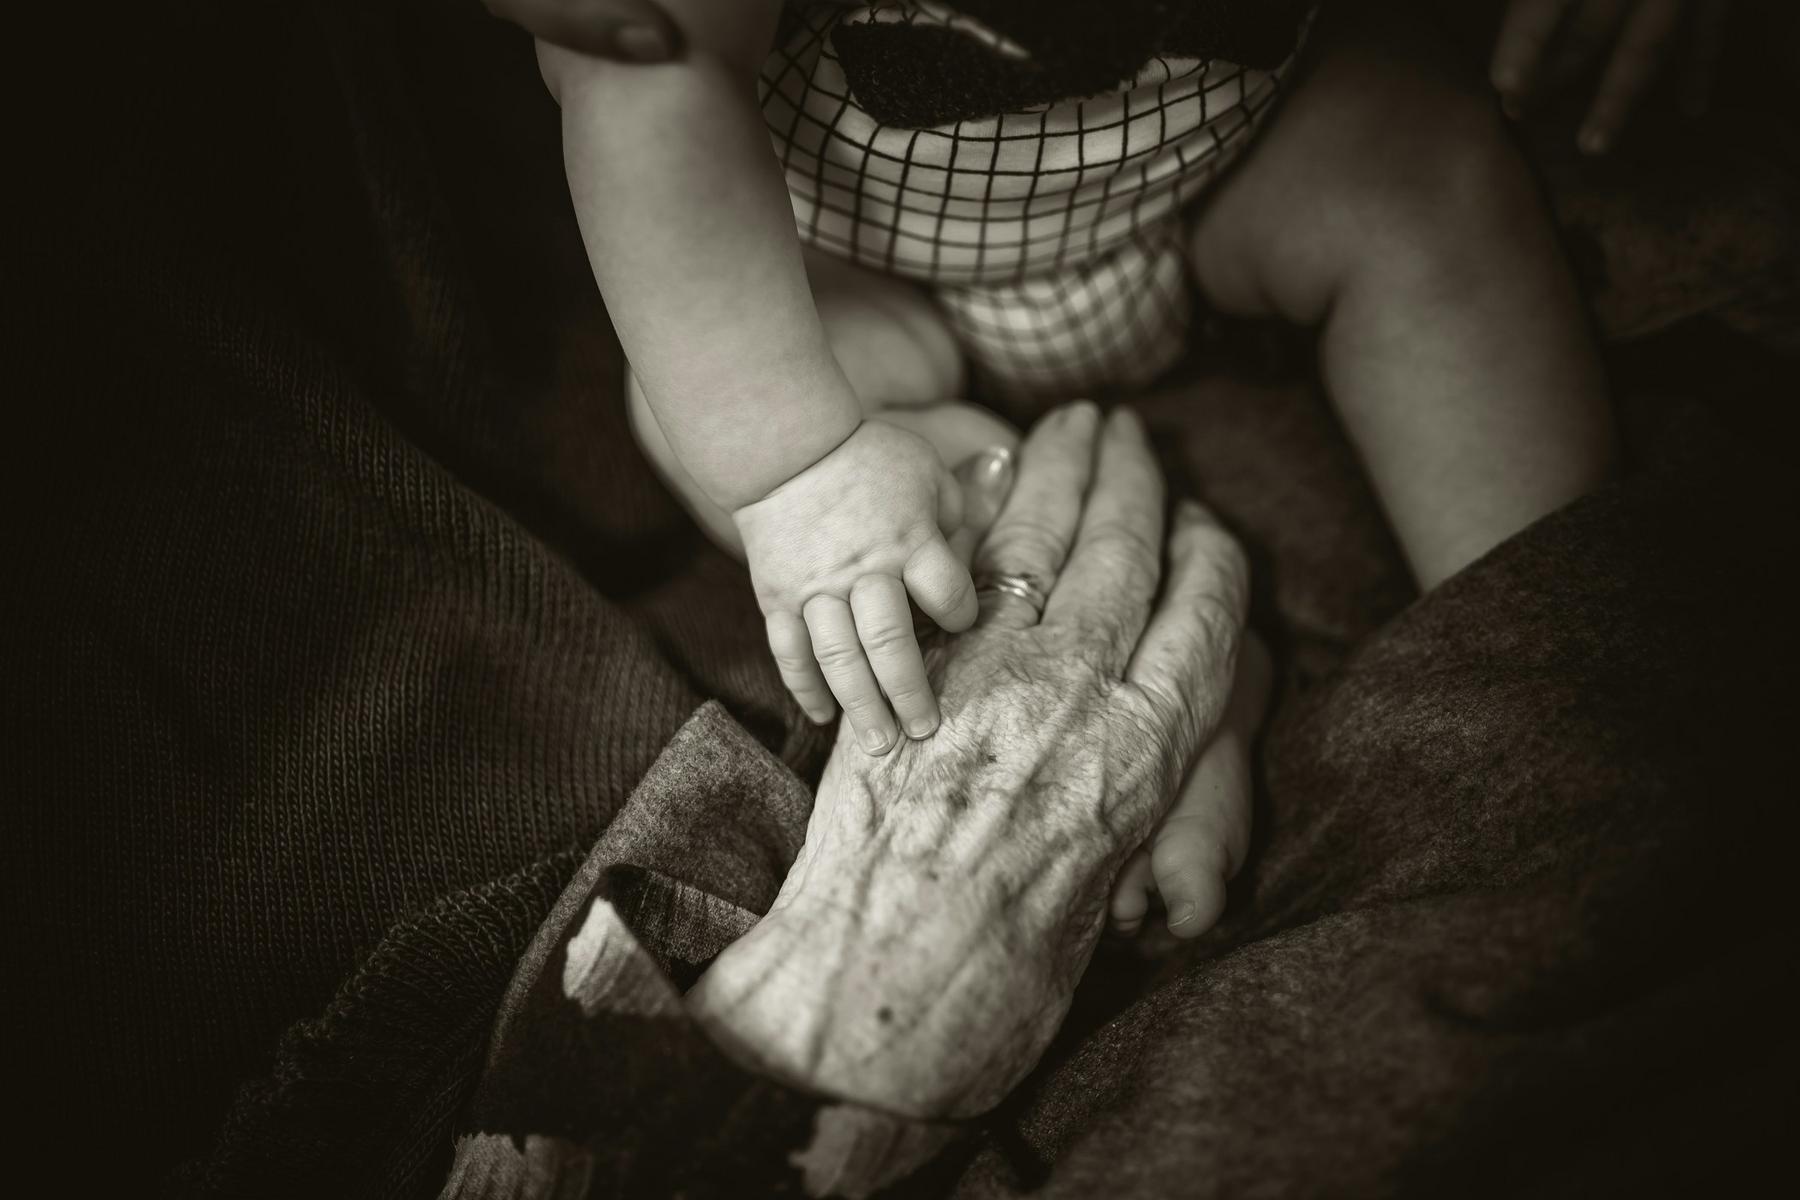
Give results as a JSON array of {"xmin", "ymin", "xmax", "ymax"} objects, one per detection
[
  {"xmin": 629, "ymin": 246, "xmax": 1012, "ymax": 554},
  {"xmin": 1185, "ymin": 3, "xmax": 1614, "ymax": 589}
]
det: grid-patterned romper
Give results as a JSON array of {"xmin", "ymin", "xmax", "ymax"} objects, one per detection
[{"xmin": 760, "ymin": 2, "xmax": 1310, "ymax": 397}]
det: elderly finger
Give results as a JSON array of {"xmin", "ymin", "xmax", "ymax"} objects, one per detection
[
  {"xmin": 1125, "ymin": 500, "xmax": 1249, "ymax": 748},
  {"xmin": 973, "ymin": 402, "xmax": 1100, "ymax": 595},
  {"xmin": 852, "ymin": 575, "xmax": 940, "ymax": 739},
  {"xmin": 805, "ymin": 596, "xmax": 897, "ymax": 755},
  {"xmin": 1680, "ymin": 0, "xmax": 1731, "ymax": 116},
  {"xmin": 1492, "ymin": 0, "xmax": 1578, "ymax": 110},
  {"xmin": 1044, "ymin": 408, "xmax": 1166, "ymax": 667},
  {"xmin": 1578, "ymin": 0, "xmax": 1683, "ymax": 152},
  {"xmin": 905, "ymin": 537, "xmax": 978, "ymax": 634},
  {"xmin": 767, "ymin": 611, "xmax": 836, "ymax": 725},
  {"xmin": 494, "ymin": 0, "xmax": 682, "ymax": 59}
]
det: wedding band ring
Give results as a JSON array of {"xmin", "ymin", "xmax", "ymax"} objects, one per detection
[{"xmin": 975, "ymin": 572, "xmax": 1051, "ymax": 619}]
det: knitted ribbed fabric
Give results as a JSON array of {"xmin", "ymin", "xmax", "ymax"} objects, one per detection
[{"xmin": 4, "ymin": 0, "xmax": 833, "ymax": 1184}]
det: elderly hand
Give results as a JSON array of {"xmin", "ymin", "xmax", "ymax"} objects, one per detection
[
  {"xmin": 688, "ymin": 402, "xmax": 1255, "ymax": 1119},
  {"xmin": 484, "ymin": 0, "xmax": 681, "ymax": 60},
  {"xmin": 1490, "ymin": 0, "xmax": 1732, "ymax": 153}
]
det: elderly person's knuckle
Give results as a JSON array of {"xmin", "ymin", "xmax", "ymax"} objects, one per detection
[
  {"xmin": 1190, "ymin": 591, "xmax": 1243, "ymax": 656},
  {"xmin": 1085, "ymin": 516, "xmax": 1161, "ymax": 566},
  {"xmin": 993, "ymin": 515, "xmax": 1068, "ymax": 567}
]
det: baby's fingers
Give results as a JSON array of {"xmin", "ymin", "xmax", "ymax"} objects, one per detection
[
  {"xmin": 767, "ymin": 611, "xmax": 836, "ymax": 725},
  {"xmin": 851, "ymin": 575, "xmax": 940, "ymax": 740},
  {"xmin": 904, "ymin": 536, "xmax": 978, "ymax": 633},
  {"xmin": 1579, "ymin": 0, "xmax": 1683, "ymax": 153},
  {"xmin": 805, "ymin": 595, "xmax": 898, "ymax": 755}
]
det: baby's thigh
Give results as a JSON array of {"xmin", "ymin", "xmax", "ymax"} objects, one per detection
[
  {"xmin": 1185, "ymin": 7, "xmax": 1518, "ymax": 325},
  {"xmin": 801, "ymin": 246, "xmax": 967, "ymax": 412}
]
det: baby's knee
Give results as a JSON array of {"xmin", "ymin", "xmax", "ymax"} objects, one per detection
[{"xmin": 1342, "ymin": 91, "xmax": 1549, "ymax": 286}]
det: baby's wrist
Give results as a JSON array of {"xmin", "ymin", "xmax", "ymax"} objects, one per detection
[{"xmin": 722, "ymin": 412, "xmax": 865, "ymax": 515}]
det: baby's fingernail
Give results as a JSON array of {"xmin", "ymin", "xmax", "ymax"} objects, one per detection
[
  {"xmin": 611, "ymin": 23, "xmax": 673, "ymax": 62},
  {"xmin": 1168, "ymin": 903, "xmax": 1198, "ymax": 927},
  {"xmin": 956, "ymin": 446, "xmax": 1015, "ymax": 529},
  {"xmin": 860, "ymin": 726, "xmax": 892, "ymax": 753},
  {"xmin": 905, "ymin": 717, "xmax": 938, "ymax": 739}
]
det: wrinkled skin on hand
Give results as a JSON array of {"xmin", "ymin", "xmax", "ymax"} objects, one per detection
[{"xmin": 690, "ymin": 405, "xmax": 1248, "ymax": 1118}]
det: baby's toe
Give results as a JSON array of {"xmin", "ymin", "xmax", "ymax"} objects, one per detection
[{"xmin": 1108, "ymin": 847, "xmax": 1154, "ymax": 935}]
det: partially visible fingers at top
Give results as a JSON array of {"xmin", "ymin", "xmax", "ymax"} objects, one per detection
[
  {"xmin": 1681, "ymin": 0, "xmax": 1732, "ymax": 116},
  {"xmin": 804, "ymin": 595, "xmax": 897, "ymax": 755},
  {"xmin": 972, "ymin": 402, "xmax": 1101, "ymax": 622},
  {"xmin": 490, "ymin": 0, "xmax": 681, "ymax": 60},
  {"xmin": 1043, "ymin": 409, "xmax": 1166, "ymax": 670},
  {"xmin": 1125, "ymin": 499, "xmax": 1250, "ymax": 749},
  {"xmin": 851, "ymin": 575, "xmax": 939, "ymax": 739},
  {"xmin": 766, "ymin": 610, "xmax": 835, "ymax": 725},
  {"xmin": 1492, "ymin": 0, "xmax": 1578, "ymax": 112},
  {"xmin": 1544, "ymin": 0, "xmax": 1632, "ymax": 87},
  {"xmin": 1579, "ymin": 0, "xmax": 1684, "ymax": 152}
]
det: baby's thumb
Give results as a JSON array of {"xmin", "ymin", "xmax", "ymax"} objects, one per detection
[
  {"xmin": 945, "ymin": 445, "xmax": 1015, "ymax": 563},
  {"xmin": 936, "ymin": 460, "xmax": 966, "ymax": 536}
]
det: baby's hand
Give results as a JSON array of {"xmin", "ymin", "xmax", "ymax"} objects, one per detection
[
  {"xmin": 1491, "ymin": 0, "xmax": 1731, "ymax": 154},
  {"xmin": 734, "ymin": 421, "xmax": 975, "ymax": 754}
]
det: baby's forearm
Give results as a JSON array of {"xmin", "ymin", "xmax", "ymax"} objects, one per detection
[{"xmin": 550, "ymin": 40, "xmax": 859, "ymax": 511}]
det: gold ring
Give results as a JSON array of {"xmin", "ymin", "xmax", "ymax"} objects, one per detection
[{"xmin": 974, "ymin": 572, "xmax": 1051, "ymax": 619}]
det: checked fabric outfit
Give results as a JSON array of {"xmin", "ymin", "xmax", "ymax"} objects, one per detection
[{"xmin": 761, "ymin": 2, "xmax": 1315, "ymax": 396}]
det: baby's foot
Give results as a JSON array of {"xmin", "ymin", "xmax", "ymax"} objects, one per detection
[{"xmin": 1110, "ymin": 631, "xmax": 1271, "ymax": 939}]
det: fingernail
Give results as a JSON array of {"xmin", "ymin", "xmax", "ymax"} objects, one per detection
[
  {"xmin": 860, "ymin": 726, "xmax": 892, "ymax": 753},
  {"xmin": 1169, "ymin": 903, "xmax": 1198, "ymax": 927},
  {"xmin": 905, "ymin": 717, "xmax": 938, "ymax": 739},
  {"xmin": 611, "ymin": 24, "xmax": 672, "ymax": 62},
  {"xmin": 956, "ymin": 445, "xmax": 1015, "ymax": 529},
  {"xmin": 1578, "ymin": 127, "xmax": 1608, "ymax": 155}
]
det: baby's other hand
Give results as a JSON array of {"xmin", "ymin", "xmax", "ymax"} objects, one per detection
[
  {"xmin": 735, "ymin": 421, "xmax": 975, "ymax": 754},
  {"xmin": 1491, "ymin": 0, "xmax": 1731, "ymax": 154}
]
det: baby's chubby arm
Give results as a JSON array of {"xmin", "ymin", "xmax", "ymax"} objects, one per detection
[
  {"xmin": 539, "ymin": 0, "xmax": 977, "ymax": 752},
  {"xmin": 538, "ymin": 0, "xmax": 856, "ymax": 509}
]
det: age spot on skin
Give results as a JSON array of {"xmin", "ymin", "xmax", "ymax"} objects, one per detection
[{"xmin": 877, "ymin": 1006, "xmax": 894, "ymax": 1024}]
